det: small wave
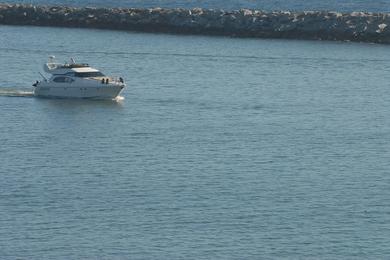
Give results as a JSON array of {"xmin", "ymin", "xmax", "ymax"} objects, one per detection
[
  {"xmin": 0, "ymin": 88, "xmax": 34, "ymax": 98},
  {"xmin": 114, "ymin": 95, "xmax": 125, "ymax": 101}
]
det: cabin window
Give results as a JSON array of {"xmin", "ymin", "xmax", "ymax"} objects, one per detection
[
  {"xmin": 75, "ymin": 72, "xmax": 105, "ymax": 78},
  {"xmin": 53, "ymin": 76, "xmax": 74, "ymax": 83}
]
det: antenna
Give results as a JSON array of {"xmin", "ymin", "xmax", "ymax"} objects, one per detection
[{"xmin": 39, "ymin": 72, "xmax": 47, "ymax": 81}]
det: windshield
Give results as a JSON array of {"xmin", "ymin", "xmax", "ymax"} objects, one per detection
[{"xmin": 75, "ymin": 71, "xmax": 105, "ymax": 77}]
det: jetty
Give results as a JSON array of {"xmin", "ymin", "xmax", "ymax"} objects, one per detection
[{"xmin": 1, "ymin": 4, "xmax": 390, "ymax": 43}]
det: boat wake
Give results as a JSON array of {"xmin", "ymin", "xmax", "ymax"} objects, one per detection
[
  {"xmin": 0, "ymin": 87, "xmax": 125, "ymax": 102},
  {"xmin": 0, "ymin": 88, "xmax": 34, "ymax": 98},
  {"xmin": 114, "ymin": 96, "xmax": 125, "ymax": 102}
]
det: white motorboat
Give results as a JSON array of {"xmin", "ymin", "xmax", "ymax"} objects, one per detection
[{"xmin": 33, "ymin": 56, "xmax": 125, "ymax": 99}]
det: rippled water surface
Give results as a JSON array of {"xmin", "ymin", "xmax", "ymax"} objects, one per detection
[{"xmin": 1, "ymin": 25, "xmax": 390, "ymax": 259}]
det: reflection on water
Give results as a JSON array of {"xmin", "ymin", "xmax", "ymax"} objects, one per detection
[{"xmin": 35, "ymin": 95, "xmax": 125, "ymax": 110}]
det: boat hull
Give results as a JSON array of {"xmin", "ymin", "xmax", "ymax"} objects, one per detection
[{"xmin": 34, "ymin": 84, "xmax": 124, "ymax": 99}]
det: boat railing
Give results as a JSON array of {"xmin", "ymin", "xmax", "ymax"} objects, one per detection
[
  {"xmin": 110, "ymin": 76, "xmax": 125, "ymax": 84},
  {"xmin": 98, "ymin": 76, "xmax": 125, "ymax": 85}
]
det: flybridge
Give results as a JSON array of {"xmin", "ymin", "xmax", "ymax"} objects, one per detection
[
  {"xmin": 71, "ymin": 67, "xmax": 100, "ymax": 73},
  {"xmin": 73, "ymin": 71, "xmax": 105, "ymax": 78},
  {"xmin": 60, "ymin": 63, "xmax": 90, "ymax": 69},
  {"xmin": 44, "ymin": 56, "xmax": 100, "ymax": 75}
]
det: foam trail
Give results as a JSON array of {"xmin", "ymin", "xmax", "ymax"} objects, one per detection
[{"xmin": 0, "ymin": 87, "xmax": 34, "ymax": 98}]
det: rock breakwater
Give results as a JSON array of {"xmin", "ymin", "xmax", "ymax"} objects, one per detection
[{"xmin": 1, "ymin": 4, "xmax": 390, "ymax": 43}]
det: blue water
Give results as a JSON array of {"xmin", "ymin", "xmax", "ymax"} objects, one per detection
[
  {"xmin": 1, "ymin": 24, "xmax": 390, "ymax": 258},
  {"xmin": 5, "ymin": 0, "xmax": 390, "ymax": 12}
]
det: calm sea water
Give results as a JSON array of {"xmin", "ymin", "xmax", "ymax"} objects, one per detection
[
  {"xmin": 5, "ymin": 0, "xmax": 390, "ymax": 12},
  {"xmin": 1, "ymin": 25, "xmax": 390, "ymax": 258}
]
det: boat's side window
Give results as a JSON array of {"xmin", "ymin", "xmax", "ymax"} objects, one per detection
[
  {"xmin": 64, "ymin": 77, "xmax": 74, "ymax": 83},
  {"xmin": 53, "ymin": 77, "xmax": 65, "ymax": 83},
  {"xmin": 53, "ymin": 76, "xmax": 74, "ymax": 83}
]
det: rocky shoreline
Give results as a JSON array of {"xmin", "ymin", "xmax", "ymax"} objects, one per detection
[{"xmin": 1, "ymin": 3, "xmax": 390, "ymax": 43}]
